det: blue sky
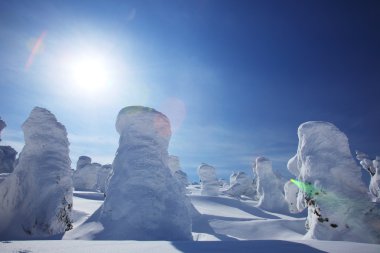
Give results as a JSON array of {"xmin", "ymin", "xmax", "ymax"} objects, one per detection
[{"xmin": 1, "ymin": 0, "xmax": 379, "ymax": 182}]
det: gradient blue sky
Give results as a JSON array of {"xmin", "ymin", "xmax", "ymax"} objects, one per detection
[{"xmin": 1, "ymin": 0, "xmax": 379, "ymax": 182}]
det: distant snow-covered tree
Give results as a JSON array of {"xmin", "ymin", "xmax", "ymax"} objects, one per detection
[
  {"xmin": 356, "ymin": 151, "xmax": 380, "ymax": 202},
  {"xmin": 198, "ymin": 163, "xmax": 219, "ymax": 196},
  {"xmin": 254, "ymin": 157, "xmax": 288, "ymax": 212}
]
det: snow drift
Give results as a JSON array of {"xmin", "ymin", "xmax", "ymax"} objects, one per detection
[
  {"xmin": 286, "ymin": 121, "xmax": 380, "ymax": 243},
  {"xmin": 94, "ymin": 106, "xmax": 192, "ymax": 240},
  {"xmin": 0, "ymin": 107, "xmax": 73, "ymax": 239},
  {"xmin": 198, "ymin": 163, "xmax": 219, "ymax": 196}
]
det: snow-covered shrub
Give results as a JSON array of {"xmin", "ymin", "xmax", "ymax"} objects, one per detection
[
  {"xmin": 224, "ymin": 171, "xmax": 257, "ymax": 198},
  {"xmin": 287, "ymin": 121, "xmax": 380, "ymax": 243},
  {"xmin": 254, "ymin": 157, "xmax": 288, "ymax": 212},
  {"xmin": 0, "ymin": 107, "xmax": 73, "ymax": 239},
  {"xmin": 356, "ymin": 151, "xmax": 380, "ymax": 202},
  {"xmin": 99, "ymin": 106, "xmax": 192, "ymax": 240},
  {"xmin": 198, "ymin": 163, "xmax": 219, "ymax": 196},
  {"xmin": 0, "ymin": 146, "xmax": 17, "ymax": 173}
]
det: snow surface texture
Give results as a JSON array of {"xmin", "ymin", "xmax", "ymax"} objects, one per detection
[
  {"xmin": 0, "ymin": 107, "xmax": 73, "ymax": 239},
  {"xmin": 0, "ymin": 145, "xmax": 17, "ymax": 173},
  {"xmin": 356, "ymin": 151, "xmax": 380, "ymax": 202},
  {"xmin": 223, "ymin": 171, "xmax": 257, "ymax": 199},
  {"xmin": 92, "ymin": 106, "xmax": 192, "ymax": 240},
  {"xmin": 254, "ymin": 157, "xmax": 289, "ymax": 213},
  {"xmin": 73, "ymin": 156, "xmax": 112, "ymax": 193},
  {"xmin": 168, "ymin": 155, "xmax": 189, "ymax": 187},
  {"xmin": 198, "ymin": 163, "xmax": 219, "ymax": 196},
  {"xmin": 287, "ymin": 121, "xmax": 380, "ymax": 243}
]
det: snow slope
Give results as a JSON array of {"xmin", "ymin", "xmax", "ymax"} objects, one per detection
[{"xmin": 2, "ymin": 186, "xmax": 380, "ymax": 252}]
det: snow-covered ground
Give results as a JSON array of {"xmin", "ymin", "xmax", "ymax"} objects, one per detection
[{"xmin": 2, "ymin": 185, "xmax": 379, "ymax": 253}]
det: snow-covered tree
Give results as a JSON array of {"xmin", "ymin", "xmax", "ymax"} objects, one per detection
[
  {"xmin": 356, "ymin": 151, "xmax": 380, "ymax": 202},
  {"xmin": 0, "ymin": 146, "xmax": 17, "ymax": 173},
  {"xmin": 168, "ymin": 155, "xmax": 189, "ymax": 187},
  {"xmin": 198, "ymin": 163, "xmax": 219, "ymax": 196},
  {"xmin": 286, "ymin": 121, "xmax": 380, "ymax": 243},
  {"xmin": 98, "ymin": 106, "xmax": 192, "ymax": 240},
  {"xmin": 0, "ymin": 107, "xmax": 73, "ymax": 239},
  {"xmin": 224, "ymin": 171, "xmax": 257, "ymax": 199},
  {"xmin": 254, "ymin": 157, "xmax": 288, "ymax": 212}
]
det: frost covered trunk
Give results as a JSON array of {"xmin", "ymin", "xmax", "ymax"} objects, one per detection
[
  {"xmin": 286, "ymin": 121, "xmax": 380, "ymax": 243},
  {"xmin": 0, "ymin": 107, "xmax": 73, "ymax": 239},
  {"xmin": 98, "ymin": 106, "xmax": 192, "ymax": 240}
]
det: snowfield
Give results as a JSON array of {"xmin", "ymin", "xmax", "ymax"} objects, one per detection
[{"xmin": 2, "ymin": 186, "xmax": 380, "ymax": 253}]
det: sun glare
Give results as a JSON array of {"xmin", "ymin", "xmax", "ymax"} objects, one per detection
[{"xmin": 68, "ymin": 54, "xmax": 109, "ymax": 93}]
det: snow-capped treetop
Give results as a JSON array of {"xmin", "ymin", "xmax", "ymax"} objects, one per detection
[
  {"xmin": 198, "ymin": 163, "xmax": 218, "ymax": 182},
  {"xmin": 76, "ymin": 156, "xmax": 92, "ymax": 170},
  {"xmin": 115, "ymin": 106, "xmax": 171, "ymax": 148},
  {"xmin": 294, "ymin": 121, "xmax": 367, "ymax": 196},
  {"xmin": 22, "ymin": 107, "xmax": 69, "ymax": 153}
]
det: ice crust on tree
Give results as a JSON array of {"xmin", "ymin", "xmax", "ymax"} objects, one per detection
[
  {"xmin": 254, "ymin": 157, "xmax": 288, "ymax": 212},
  {"xmin": 0, "ymin": 107, "xmax": 73, "ymax": 239},
  {"xmin": 198, "ymin": 163, "xmax": 219, "ymax": 196},
  {"xmin": 95, "ymin": 106, "xmax": 192, "ymax": 240},
  {"xmin": 356, "ymin": 151, "xmax": 380, "ymax": 202},
  {"xmin": 224, "ymin": 171, "xmax": 257, "ymax": 199},
  {"xmin": 286, "ymin": 121, "xmax": 380, "ymax": 243}
]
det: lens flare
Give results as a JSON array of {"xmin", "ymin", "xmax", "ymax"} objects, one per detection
[{"xmin": 25, "ymin": 31, "xmax": 47, "ymax": 69}]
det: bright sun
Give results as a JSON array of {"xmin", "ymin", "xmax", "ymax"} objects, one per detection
[{"xmin": 67, "ymin": 53, "xmax": 110, "ymax": 94}]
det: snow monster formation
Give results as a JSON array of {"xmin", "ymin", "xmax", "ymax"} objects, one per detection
[
  {"xmin": 254, "ymin": 157, "xmax": 288, "ymax": 212},
  {"xmin": 198, "ymin": 163, "xmax": 219, "ymax": 196},
  {"xmin": 98, "ymin": 106, "xmax": 192, "ymax": 240},
  {"xmin": 356, "ymin": 151, "xmax": 380, "ymax": 202},
  {"xmin": 0, "ymin": 107, "xmax": 73, "ymax": 239},
  {"xmin": 168, "ymin": 155, "xmax": 189, "ymax": 188},
  {"xmin": 73, "ymin": 156, "xmax": 101, "ymax": 191},
  {"xmin": 73, "ymin": 156, "xmax": 111, "ymax": 192},
  {"xmin": 224, "ymin": 171, "xmax": 257, "ymax": 199},
  {"xmin": 285, "ymin": 121, "xmax": 380, "ymax": 243}
]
